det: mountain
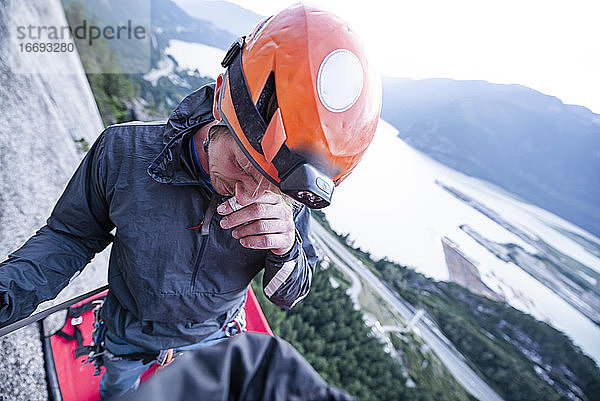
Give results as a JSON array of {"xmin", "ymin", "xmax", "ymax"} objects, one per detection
[
  {"xmin": 381, "ymin": 77, "xmax": 600, "ymax": 237},
  {"xmin": 61, "ymin": 0, "xmax": 234, "ymax": 73},
  {"xmin": 172, "ymin": 0, "xmax": 263, "ymax": 36},
  {"xmin": 60, "ymin": 0, "xmax": 229, "ymax": 124},
  {"xmin": 150, "ymin": 0, "xmax": 235, "ymax": 50}
]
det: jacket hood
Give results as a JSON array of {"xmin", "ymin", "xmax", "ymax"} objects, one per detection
[
  {"xmin": 148, "ymin": 85, "xmax": 215, "ymax": 185},
  {"xmin": 162, "ymin": 85, "xmax": 215, "ymax": 144}
]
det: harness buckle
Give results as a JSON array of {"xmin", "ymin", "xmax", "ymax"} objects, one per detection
[
  {"xmin": 156, "ymin": 349, "xmax": 175, "ymax": 367},
  {"xmin": 223, "ymin": 307, "xmax": 247, "ymax": 337},
  {"xmin": 84, "ymin": 299, "xmax": 107, "ymax": 375},
  {"xmin": 223, "ymin": 320, "xmax": 241, "ymax": 337}
]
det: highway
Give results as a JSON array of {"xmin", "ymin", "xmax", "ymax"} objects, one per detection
[
  {"xmin": 311, "ymin": 220, "xmax": 504, "ymax": 401},
  {"xmin": 311, "ymin": 233, "xmax": 362, "ymax": 309}
]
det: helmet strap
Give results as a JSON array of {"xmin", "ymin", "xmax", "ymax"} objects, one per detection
[{"xmin": 225, "ymin": 42, "xmax": 305, "ymax": 180}]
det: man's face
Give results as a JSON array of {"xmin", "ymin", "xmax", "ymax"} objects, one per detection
[{"xmin": 207, "ymin": 128, "xmax": 274, "ymax": 206}]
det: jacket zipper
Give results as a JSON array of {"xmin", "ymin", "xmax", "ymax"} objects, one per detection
[
  {"xmin": 190, "ymin": 238, "xmax": 208, "ymax": 292},
  {"xmin": 190, "ymin": 193, "xmax": 220, "ymax": 292}
]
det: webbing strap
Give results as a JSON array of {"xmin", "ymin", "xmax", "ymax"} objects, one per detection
[
  {"xmin": 113, "ymin": 351, "xmax": 160, "ymax": 365},
  {"xmin": 68, "ymin": 299, "xmax": 98, "ymax": 318},
  {"xmin": 55, "ymin": 326, "xmax": 91, "ymax": 358},
  {"xmin": 55, "ymin": 326, "xmax": 82, "ymax": 344},
  {"xmin": 227, "ymin": 49, "xmax": 304, "ymax": 180},
  {"xmin": 229, "ymin": 48, "xmax": 266, "ymax": 154}
]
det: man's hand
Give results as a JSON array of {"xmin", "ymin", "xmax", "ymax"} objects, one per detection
[{"xmin": 217, "ymin": 192, "xmax": 295, "ymax": 256}]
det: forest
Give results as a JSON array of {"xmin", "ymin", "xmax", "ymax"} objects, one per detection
[
  {"xmin": 311, "ymin": 210, "xmax": 600, "ymax": 401},
  {"xmin": 252, "ymin": 266, "xmax": 476, "ymax": 401}
]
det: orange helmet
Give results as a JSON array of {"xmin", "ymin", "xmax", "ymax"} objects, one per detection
[{"xmin": 217, "ymin": 4, "xmax": 381, "ymax": 208}]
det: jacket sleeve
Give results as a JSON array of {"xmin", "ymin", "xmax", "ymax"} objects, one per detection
[
  {"xmin": 0, "ymin": 132, "xmax": 114, "ymax": 326},
  {"xmin": 262, "ymin": 204, "xmax": 318, "ymax": 310}
]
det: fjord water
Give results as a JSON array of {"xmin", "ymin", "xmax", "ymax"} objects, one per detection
[{"xmin": 325, "ymin": 120, "xmax": 600, "ymax": 364}]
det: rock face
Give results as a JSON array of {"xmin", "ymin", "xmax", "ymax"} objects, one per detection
[
  {"xmin": 441, "ymin": 237, "xmax": 503, "ymax": 302},
  {"xmin": 0, "ymin": 0, "xmax": 109, "ymax": 399}
]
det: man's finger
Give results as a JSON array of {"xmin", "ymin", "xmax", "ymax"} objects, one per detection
[
  {"xmin": 239, "ymin": 233, "xmax": 294, "ymax": 252},
  {"xmin": 216, "ymin": 192, "xmax": 281, "ymax": 216},
  {"xmin": 232, "ymin": 219, "xmax": 294, "ymax": 239},
  {"xmin": 220, "ymin": 202, "xmax": 291, "ymax": 229}
]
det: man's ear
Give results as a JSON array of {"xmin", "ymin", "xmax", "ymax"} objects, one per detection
[{"xmin": 213, "ymin": 73, "xmax": 224, "ymax": 120}]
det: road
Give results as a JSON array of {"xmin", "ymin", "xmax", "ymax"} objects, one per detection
[
  {"xmin": 311, "ymin": 220, "xmax": 504, "ymax": 401},
  {"xmin": 311, "ymin": 233, "xmax": 362, "ymax": 309}
]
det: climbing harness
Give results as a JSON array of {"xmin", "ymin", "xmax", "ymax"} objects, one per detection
[{"xmin": 82, "ymin": 300, "xmax": 248, "ymax": 372}]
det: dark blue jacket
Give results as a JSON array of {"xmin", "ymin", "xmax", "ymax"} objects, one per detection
[{"xmin": 0, "ymin": 85, "xmax": 317, "ymax": 349}]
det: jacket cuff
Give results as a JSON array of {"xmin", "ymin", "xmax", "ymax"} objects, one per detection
[
  {"xmin": 0, "ymin": 290, "xmax": 15, "ymax": 325},
  {"xmin": 267, "ymin": 229, "xmax": 301, "ymax": 263}
]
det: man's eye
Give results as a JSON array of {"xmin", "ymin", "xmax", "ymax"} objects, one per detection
[{"xmin": 233, "ymin": 159, "xmax": 245, "ymax": 172}]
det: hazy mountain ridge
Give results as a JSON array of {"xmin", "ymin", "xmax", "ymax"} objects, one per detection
[
  {"xmin": 382, "ymin": 77, "xmax": 600, "ymax": 237},
  {"xmin": 172, "ymin": 0, "xmax": 264, "ymax": 37},
  {"xmin": 60, "ymin": 0, "xmax": 227, "ymax": 125},
  {"xmin": 150, "ymin": 0, "xmax": 235, "ymax": 50}
]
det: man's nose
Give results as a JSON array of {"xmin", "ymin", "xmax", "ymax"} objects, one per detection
[{"xmin": 234, "ymin": 181, "xmax": 263, "ymax": 206}]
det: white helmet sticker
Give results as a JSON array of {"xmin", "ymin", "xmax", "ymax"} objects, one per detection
[{"xmin": 317, "ymin": 49, "xmax": 363, "ymax": 113}]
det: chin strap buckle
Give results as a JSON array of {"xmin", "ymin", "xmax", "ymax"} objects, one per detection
[{"xmin": 221, "ymin": 37, "xmax": 245, "ymax": 68}]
